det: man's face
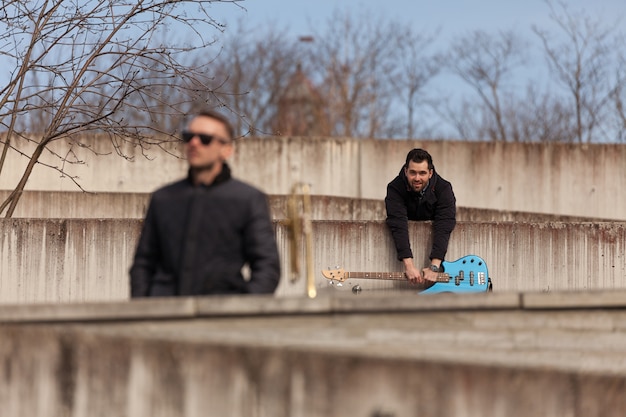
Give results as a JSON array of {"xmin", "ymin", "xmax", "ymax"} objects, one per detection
[
  {"xmin": 184, "ymin": 116, "xmax": 233, "ymax": 170},
  {"xmin": 404, "ymin": 160, "xmax": 433, "ymax": 192}
]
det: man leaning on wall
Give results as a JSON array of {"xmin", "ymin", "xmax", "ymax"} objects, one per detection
[{"xmin": 385, "ymin": 148, "xmax": 456, "ymax": 286}]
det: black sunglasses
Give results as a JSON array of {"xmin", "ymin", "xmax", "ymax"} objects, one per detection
[{"xmin": 181, "ymin": 131, "xmax": 230, "ymax": 145}]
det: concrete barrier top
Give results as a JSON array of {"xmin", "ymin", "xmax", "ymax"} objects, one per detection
[
  {"xmin": 0, "ymin": 292, "xmax": 520, "ymax": 323},
  {"xmin": 4, "ymin": 290, "xmax": 626, "ymax": 417},
  {"xmin": 4, "ymin": 291, "xmax": 626, "ymax": 377},
  {"xmin": 5, "ymin": 289, "xmax": 626, "ymax": 324}
]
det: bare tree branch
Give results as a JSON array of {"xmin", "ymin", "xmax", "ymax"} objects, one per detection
[
  {"xmin": 447, "ymin": 30, "xmax": 527, "ymax": 142},
  {"xmin": 533, "ymin": 0, "xmax": 620, "ymax": 143},
  {"xmin": 0, "ymin": 0, "xmax": 237, "ymax": 217}
]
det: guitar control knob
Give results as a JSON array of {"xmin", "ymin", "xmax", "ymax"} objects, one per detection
[{"xmin": 352, "ymin": 285, "xmax": 362, "ymax": 295}]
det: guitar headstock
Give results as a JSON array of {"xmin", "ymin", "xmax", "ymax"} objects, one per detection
[{"xmin": 321, "ymin": 268, "xmax": 347, "ymax": 282}]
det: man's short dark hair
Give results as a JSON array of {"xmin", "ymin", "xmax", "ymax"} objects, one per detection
[
  {"xmin": 194, "ymin": 109, "xmax": 235, "ymax": 140},
  {"xmin": 405, "ymin": 148, "xmax": 434, "ymax": 170}
]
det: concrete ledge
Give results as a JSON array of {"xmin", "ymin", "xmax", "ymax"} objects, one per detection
[
  {"xmin": 3, "ymin": 302, "xmax": 626, "ymax": 416},
  {"xmin": 523, "ymin": 289, "xmax": 626, "ymax": 309},
  {"xmin": 0, "ymin": 297, "xmax": 197, "ymax": 323},
  {"xmin": 195, "ymin": 292, "xmax": 522, "ymax": 316},
  {"xmin": 9, "ymin": 288, "xmax": 626, "ymax": 325},
  {"xmin": 328, "ymin": 291, "xmax": 521, "ymax": 313},
  {"xmin": 1, "ymin": 190, "xmax": 613, "ymax": 222},
  {"xmin": 0, "ymin": 292, "xmax": 521, "ymax": 323}
]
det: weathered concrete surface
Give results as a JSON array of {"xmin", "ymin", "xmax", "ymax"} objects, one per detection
[
  {"xmin": 2, "ymin": 135, "xmax": 626, "ymax": 219},
  {"xmin": 0, "ymin": 191, "xmax": 390, "ymax": 220},
  {"xmin": 1, "ymin": 190, "xmax": 612, "ymax": 222},
  {"xmin": 0, "ymin": 219, "xmax": 140, "ymax": 303},
  {"xmin": 0, "ymin": 190, "xmax": 152, "ymax": 219},
  {"xmin": 2, "ymin": 292, "xmax": 626, "ymax": 416},
  {"xmin": 0, "ymin": 291, "xmax": 521, "ymax": 322},
  {"xmin": 1, "ymin": 219, "xmax": 626, "ymax": 303}
]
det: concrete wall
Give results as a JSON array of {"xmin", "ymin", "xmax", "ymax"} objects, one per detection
[
  {"xmin": 3, "ymin": 293, "xmax": 626, "ymax": 417},
  {"xmin": 0, "ymin": 219, "xmax": 139, "ymax": 303},
  {"xmin": 1, "ymin": 218, "xmax": 625, "ymax": 304},
  {"xmin": 4, "ymin": 134, "xmax": 625, "ymax": 416},
  {"xmin": 1, "ymin": 135, "xmax": 625, "ymax": 219},
  {"xmin": 0, "ymin": 191, "xmax": 387, "ymax": 220},
  {"xmin": 0, "ymin": 190, "xmax": 606, "ymax": 221},
  {"xmin": 0, "ymin": 190, "xmax": 151, "ymax": 219}
]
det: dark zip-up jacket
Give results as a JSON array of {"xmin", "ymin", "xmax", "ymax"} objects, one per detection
[
  {"xmin": 130, "ymin": 163, "xmax": 280, "ymax": 297},
  {"xmin": 385, "ymin": 166, "xmax": 456, "ymax": 261}
]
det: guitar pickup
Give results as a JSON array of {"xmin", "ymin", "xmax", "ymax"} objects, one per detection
[
  {"xmin": 469, "ymin": 271, "xmax": 474, "ymax": 286},
  {"xmin": 455, "ymin": 270, "xmax": 464, "ymax": 286}
]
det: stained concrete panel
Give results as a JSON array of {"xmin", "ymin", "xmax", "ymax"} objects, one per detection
[
  {"xmin": 1, "ymin": 219, "xmax": 626, "ymax": 303},
  {"xmin": 3, "ymin": 293, "xmax": 626, "ymax": 416},
  {"xmin": 2, "ymin": 136, "xmax": 626, "ymax": 219}
]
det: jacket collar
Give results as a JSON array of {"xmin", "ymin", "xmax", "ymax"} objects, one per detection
[{"xmin": 186, "ymin": 162, "xmax": 232, "ymax": 186}]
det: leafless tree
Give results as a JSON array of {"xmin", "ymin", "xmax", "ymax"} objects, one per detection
[
  {"xmin": 0, "ymin": 0, "xmax": 238, "ymax": 217},
  {"xmin": 200, "ymin": 20, "xmax": 306, "ymax": 137},
  {"xmin": 204, "ymin": 10, "xmax": 442, "ymax": 140},
  {"xmin": 434, "ymin": 96, "xmax": 484, "ymax": 142},
  {"xmin": 609, "ymin": 46, "xmax": 626, "ymax": 142},
  {"xmin": 390, "ymin": 27, "xmax": 443, "ymax": 139},
  {"xmin": 306, "ymin": 9, "xmax": 410, "ymax": 138},
  {"xmin": 447, "ymin": 30, "xmax": 527, "ymax": 142},
  {"xmin": 533, "ymin": 0, "xmax": 621, "ymax": 143},
  {"xmin": 507, "ymin": 85, "xmax": 577, "ymax": 142}
]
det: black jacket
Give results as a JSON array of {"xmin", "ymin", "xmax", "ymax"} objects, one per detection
[
  {"xmin": 130, "ymin": 164, "xmax": 280, "ymax": 297},
  {"xmin": 385, "ymin": 166, "xmax": 456, "ymax": 261}
]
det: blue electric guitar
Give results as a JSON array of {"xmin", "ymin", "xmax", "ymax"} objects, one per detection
[{"xmin": 321, "ymin": 255, "xmax": 492, "ymax": 294}]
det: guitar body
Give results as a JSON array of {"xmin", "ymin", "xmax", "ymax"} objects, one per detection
[
  {"xmin": 420, "ymin": 255, "xmax": 490, "ymax": 294},
  {"xmin": 321, "ymin": 255, "xmax": 492, "ymax": 295}
]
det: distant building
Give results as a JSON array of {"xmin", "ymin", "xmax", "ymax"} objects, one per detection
[{"xmin": 273, "ymin": 65, "xmax": 330, "ymax": 136}]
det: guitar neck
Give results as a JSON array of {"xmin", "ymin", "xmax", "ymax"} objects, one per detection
[{"xmin": 345, "ymin": 272, "xmax": 450, "ymax": 283}]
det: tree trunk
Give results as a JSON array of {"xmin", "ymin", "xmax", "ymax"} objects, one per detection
[{"xmin": 0, "ymin": 142, "xmax": 45, "ymax": 218}]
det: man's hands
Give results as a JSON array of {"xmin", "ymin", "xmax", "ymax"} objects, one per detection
[
  {"xmin": 421, "ymin": 267, "xmax": 440, "ymax": 283},
  {"xmin": 402, "ymin": 258, "xmax": 441, "ymax": 285},
  {"xmin": 402, "ymin": 258, "xmax": 431, "ymax": 285}
]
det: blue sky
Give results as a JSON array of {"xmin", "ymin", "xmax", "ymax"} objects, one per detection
[
  {"xmin": 204, "ymin": 0, "xmax": 626, "ymax": 140},
  {"xmin": 207, "ymin": 0, "xmax": 626, "ymax": 103},
  {"xmin": 210, "ymin": 0, "xmax": 626, "ymax": 41}
]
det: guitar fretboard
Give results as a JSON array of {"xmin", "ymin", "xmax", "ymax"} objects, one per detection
[{"xmin": 346, "ymin": 272, "xmax": 451, "ymax": 283}]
